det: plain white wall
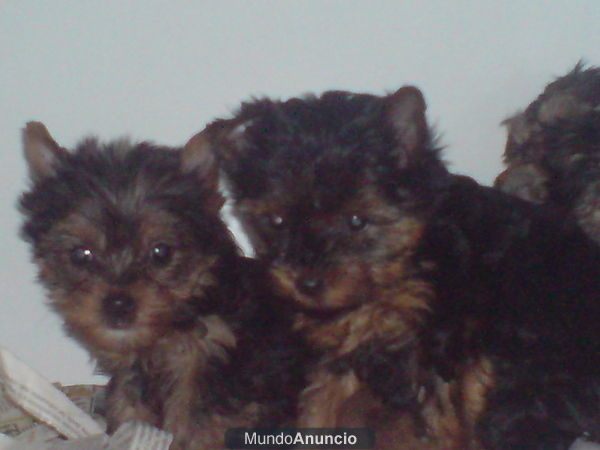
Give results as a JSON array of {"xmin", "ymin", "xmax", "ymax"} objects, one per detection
[{"xmin": 1, "ymin": 0, "xmax": 599, "ymax": 385}]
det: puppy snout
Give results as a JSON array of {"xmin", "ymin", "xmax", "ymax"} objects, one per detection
[{"xmin": 102, "ymin": 293, "xmax": 136, "ymax": 327}]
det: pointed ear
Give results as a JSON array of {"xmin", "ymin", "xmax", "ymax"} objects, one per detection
[
  {"xmin": 502, "ymin": 113, "xmax": 546, "ymax": 163},
  {"xmin": 22, "ymin": 121, "xmax": 66, "ymax": 181},
  {"xmin": 205, "ymin": 118, "xmax": 253, "ymax": 165},
  {"xmin": 494, "ymin": 163, "xmax": 549, "ymax": 204},
  {"xmin": 502, "ymin": 112, "xmax": 532, "ymax": 147},
  {"xmin": 385, "ymin": 86, "xmax": 429, "ymax": 167},
  {"xmin": 181, "ymin": 128, "xmax": 219, "ymax": 191}
]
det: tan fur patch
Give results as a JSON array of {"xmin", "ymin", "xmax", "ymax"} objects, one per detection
[
  {"xmin": 460, "ymin": 357, "xmax": 495, "ymax": 437},
  {"xmin": 107, "ymin": 315, "xmax": 241, "ymax": 449},
  {"xmin": 296, "ymin": 278, "xmax": 432, "ymax": 355},
  {"xmin": 293, "ymin": 278, "xmax": 433, "ymax": 429},
  {"xmin": 298, "ymin": 370, "xmax": 361, "ymax": 428}
]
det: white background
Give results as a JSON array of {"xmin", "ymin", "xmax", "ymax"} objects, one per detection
[{"xmin": 1, "ymin": 0, "xmax": 599, "ymax": 385}]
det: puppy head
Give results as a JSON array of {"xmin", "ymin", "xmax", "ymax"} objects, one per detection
[
  {"xmin": 500, "ymin": 65, "xmax": 600, "ymax": 240},
  {"xmin": 19, "ymin": 123, "xmax": 237, "ymax": 357},
  {"xmin": 207, "ymin": 87, "xmax": 446, "ymax": 312},
  {"xmin": 503, "ymin": 64, "xmax": 600, "ymax": 165}
]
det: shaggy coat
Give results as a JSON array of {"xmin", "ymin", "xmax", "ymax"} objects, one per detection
[
  {"xmin": 206, "ymin": 87, "xmax": 600, "ymax": 449},
  {"xmin": 19, "ymin": 123, "xmax": 307, "ymax": 449}
]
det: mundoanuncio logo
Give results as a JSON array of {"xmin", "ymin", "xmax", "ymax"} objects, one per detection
[{"xmin": 225, "ymin": 428, "xmax": 375, "ymax": 449}]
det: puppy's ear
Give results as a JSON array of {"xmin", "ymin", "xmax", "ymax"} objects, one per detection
[
  {"xmin": 22, "ymin": 122, "xmax": 67, "ymax": 182},
  {"xmin": 204, "ymin": 118, "xmax": 253, "ymax": 165},
  {"xmin": 181, "ymin": 129, "xmax": 219, "ymax": 191},
  {"xmin": 494, "ymin": 163, "xmax": 549, "ymax": 204},
  {"xmin": 501, "ymin": 113, "xmax": 547, "ymax": 164},
  {"xmin": 385, "ymin": 86, "xmax": 429, "ymax": 168}
]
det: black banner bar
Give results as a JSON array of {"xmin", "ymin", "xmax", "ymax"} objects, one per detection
[{"xmin": 225, "ymin": 428, "xmax": 375, "ymax": 449}]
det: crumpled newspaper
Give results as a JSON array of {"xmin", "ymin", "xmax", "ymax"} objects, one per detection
[
  {"xmin": 572, "ymin": 438, "xmax": 600, "ymax": 450},
  {"xmin": 0, "ymin": 347, "xmax": 172, "ymax": 450}
]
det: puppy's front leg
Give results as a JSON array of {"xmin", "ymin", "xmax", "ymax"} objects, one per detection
[
  {"xmin": 105, "ymin": 371, "xmax": 160, "ymax": 433},
  {"xmin": 297, "ymin": 368, "xmax": 360, "ymax": 428}
]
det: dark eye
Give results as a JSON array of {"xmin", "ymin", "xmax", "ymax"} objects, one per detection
[
  {"xmin": 70, "ymin": 247, "xmax": 94, "ymax": 266},
  {"xmin": 151, "ymin": 243, "xmax": 173, "ymax": 266},
  {"xmin": 267, "ymin": 213, "xmax": 285, "ymax": 229},
  {"xmin": 348, "ymin": 215, "xmax": 368, "ymax": 231},
  {"xmin": 395, "ymin": 186, "xmax": 412, "ymax": 201}
]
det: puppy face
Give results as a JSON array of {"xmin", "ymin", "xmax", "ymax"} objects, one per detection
[
  {"xmin": 33, "ymin": 204, "xmax": 220, "ymax": 354},
  {"xmin": 209, "ymin": 87, "xmax": 444, "ymax": 312},
  {"xmin": 20, "ymin": 123, "xmax": 233, "ymax": 355},
  {"xmin": 235, "ymin": 185, "xmax": 426, "ymax": 312}
]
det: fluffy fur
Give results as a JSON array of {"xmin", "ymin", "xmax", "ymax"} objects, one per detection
[
  {"xmin": 495, "ymin": 63, "xmax": 600, "ymax": 243},
  {"xmin": 19, "ymin": 122, "xmax": 307, "ymax": 449},
  {"xmin": 205, "ymin": 88, "xmax": 600, "ymax": 449}
]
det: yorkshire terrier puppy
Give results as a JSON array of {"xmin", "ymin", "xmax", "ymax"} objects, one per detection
[
  {"xmin": 205, "ymin": 87, "xmax": 600, "ymax": 449},
  {"xmin": 495, "ymin": 63, "xmax": 600, "ymax": 242},
  {"xmin": 19, "ymin": 123, "xmax": 307, "ymax": 449}
]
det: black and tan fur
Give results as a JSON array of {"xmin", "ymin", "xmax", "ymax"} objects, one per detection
[
  {"xmin": 19, "ymin": 123, "xmax": 307, "ymax": 449},
  {"xmin": 205, "ymin": 87, "xmax": 600, "ymax": 449}
]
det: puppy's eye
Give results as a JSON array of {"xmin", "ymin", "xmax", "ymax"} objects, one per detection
[
  {"xmin": 70, "ymin": 247, "xmax": 94, "ymax": 266},
  {"xmin": 151, "ymin": 243, "xmax": 172, "ymax": 266},
  {"xmin": 348, "ymin": 215, "xmax": 368, "ymax": 231},
  {"xmin": 395, "ymin": 186, "xmax": 412, "ymax": 201},
  {"xmin": 268, "ymin": 213, "xmax": 285, "ymax": 229}
]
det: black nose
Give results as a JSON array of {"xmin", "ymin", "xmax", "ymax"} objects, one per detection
[
  {"xmin": 296, "ymin": 275, "xmax": 324, "ymax": 297},
  {"xmin": 102, "ymin": 293, "xmax": 136, "ymax": 327}
]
